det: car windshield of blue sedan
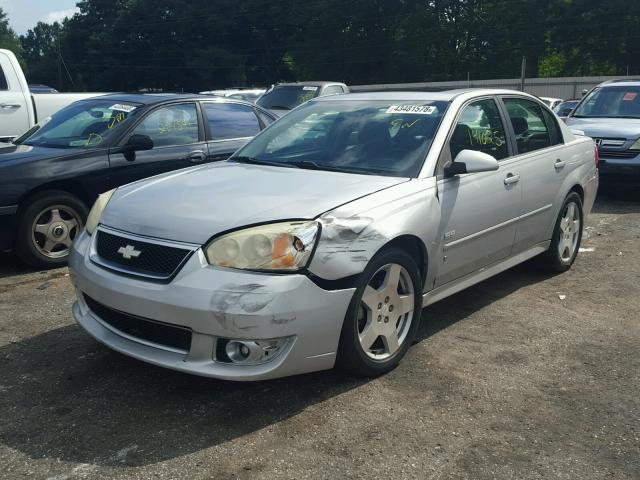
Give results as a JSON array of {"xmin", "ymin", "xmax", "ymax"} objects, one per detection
[
  {"xmin": 233, "ymin": 100, "xmax": 448, "ymax": 177},
  {"xmin": 572, "ymin": 86, "xmax": 640, "ymax": 119},
  {"xmin": 15, "ymin": 99, "xmax": 143, "ymax": 148}
]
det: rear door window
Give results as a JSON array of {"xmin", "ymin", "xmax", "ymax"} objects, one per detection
[
  {"xmin": 204, "ymin": 103, "xmax": 261, "ymax": 140},
  {"xmin": 503, "ymin": 98, "xmax": 552, "ymax": 154}
]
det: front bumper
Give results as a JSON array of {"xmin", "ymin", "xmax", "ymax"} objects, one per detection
[
  {"xmin": 68, "ymin": 230, "xmax": 356, "ymax": 381},
  {"xmin": 598, "ymin": 153, "xmax": 640, "ymax": 185}
]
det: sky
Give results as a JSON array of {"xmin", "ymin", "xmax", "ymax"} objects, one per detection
[{"xmin": 3, "ymin": 0, "xmax": 79, "ymax": 35}]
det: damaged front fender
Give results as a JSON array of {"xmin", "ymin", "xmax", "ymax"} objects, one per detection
[{"xmin": 308, "ymin": 177, "xmax": 441, "ymax": 287}]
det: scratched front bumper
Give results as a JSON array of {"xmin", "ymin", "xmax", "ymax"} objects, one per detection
[{"xmin": 68, "ymin": 230, "xmax": 355, "ymax": 381}]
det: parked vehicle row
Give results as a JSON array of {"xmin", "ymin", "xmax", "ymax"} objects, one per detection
[
  {"xmin": 256, "ymin": 81, "xmax": 350, "ymax": 117},
  {"xmin": 0, "ymin": 49, "xmax": 104, "ymax": 140},
  {"xmin": 67, "ymin": 89, "xmax": 598, "ymax": 380},
  {"xmin": 0, "ymin": 93, "xmax": 277, "ymax": 267},
  {"xmin": 199, "ymin": 88, "xmax": 266, "ymax": 104}
]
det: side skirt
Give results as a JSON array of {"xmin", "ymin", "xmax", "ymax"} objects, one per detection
[{"xmin": 423, "ymin": 241, "xmax": 551, "ymax": 307}]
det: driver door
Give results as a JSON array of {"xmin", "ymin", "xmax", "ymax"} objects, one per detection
[{"xmin": 434, "ymin": 98, "xmax": 521, "ymax": 287}]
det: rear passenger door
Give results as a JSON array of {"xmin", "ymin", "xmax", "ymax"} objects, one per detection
[
  {"xmin": 202, "ymin": 102, "xmax": 263, "ymax": 160},
  {"xmin": 435, "ymin": 98, "xmax": 521, "ymax": 286},
  {"xmin": 109, "ymin": 102, "xmax": 207, "ymax": 187},
  {"xmin": 500, "ymin": 97, "xmax": 566, "ymax": 254}
]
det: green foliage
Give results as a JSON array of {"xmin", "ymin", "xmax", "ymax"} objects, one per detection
[
  {"xmin": 0, "ymin": 7, "xmax": 25, "ymax": 69},
  {"xmin": 0, "ymin": 0, "xmax": 638, "ymax": 92}
]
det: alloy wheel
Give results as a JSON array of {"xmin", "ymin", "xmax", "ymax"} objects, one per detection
[
  {"xmin": 31, "ymin": 205, "xmax": 82, "ymax": 259},
  {"xmin": 557, "ymin": 201, "xmax": 581, "ymax": 262},
  {"xmin": 357, "ymin": 263, "xmax": 415, "ymax": 360}
]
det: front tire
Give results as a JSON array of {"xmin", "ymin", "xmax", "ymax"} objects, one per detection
[
  {"xmin": 337, "ymin": 248, "xmax": 423, "ymax": 377},
  {"xmin": 539, "ymin": 192, "xmax": 583, "ymax": 272},
  {"xmin": 15, "ymin": 191, "xmax": 88, "ymax": 268}
]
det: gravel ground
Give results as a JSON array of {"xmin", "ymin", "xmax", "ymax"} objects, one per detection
[{"xmin": 0, "ymin": 190, "xmax": 638, "ymax": 480}]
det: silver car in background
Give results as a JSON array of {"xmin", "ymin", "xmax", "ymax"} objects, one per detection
[{"xmin": 69, "ymin": 90, "xmax": 598, "ymax": 380}]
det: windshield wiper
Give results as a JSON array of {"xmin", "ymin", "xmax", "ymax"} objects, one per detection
[
  {"xmin": 232, "ymin": 156, "xmax": 297, "ymax": 169},
  {"xmin": 289, "ymin": 160, "xmax": 375, "ymax": 175},
  {"xmin": 267, "ymin": 105, "xmax": 291, "ymax": 110}
]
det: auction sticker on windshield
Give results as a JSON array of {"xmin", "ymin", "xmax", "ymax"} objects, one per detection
[
  {"xmin": 386, "ymin": 105, "xmax": 437, "ymax": 115},
  {"xmin": 109, "ymin": 104, "xmax": 137, "ymax": 113}
]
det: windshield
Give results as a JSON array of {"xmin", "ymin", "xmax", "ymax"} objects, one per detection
[
  {"xmin": 256, "ymin": 85, "xmax": 320, "ymax": 110},
  {"xmin": 233, "ymin": 99, "xmax": 449, "ymax": 177},
  {"xmin": 15, "ymin": 99, "xmax": 143, "ymax": 148},
  {"xmin": 572, "ymin": 86, "xmax": 640, "ymax": 119}
]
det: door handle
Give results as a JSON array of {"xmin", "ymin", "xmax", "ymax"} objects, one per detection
[
  {"xmin": 504, "ymin": 173, "xmax": 520, "ymax": 185},
  {"xmin": 0, "ymin": 103, "xmax": 21, "ymax": 109},
  {"xmin": 187, "ymin": 150, "xmax": 206, "ymax": 163},
  {"xmin": 554, "ymin": 159, "xmax": 566, "ymax": 169}
]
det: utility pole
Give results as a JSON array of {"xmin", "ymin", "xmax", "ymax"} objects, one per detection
[
  {"xmin": 57, "ymin": 35, "xmax": 63, "ymax": 91},
  {"xmin": 519, "ymin": 56, "xmax": 526, "ymax": 91}
]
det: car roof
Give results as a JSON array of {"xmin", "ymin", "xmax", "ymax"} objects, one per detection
[
  {"xmin": 76, "ymin": 92, "xmax": 258, "ymax": 106},
  {"xmin": 274, "ymin": 81, "xmax": 346, "ymax": 87},
  {"xmin": 599, "ymin": 79, "xmax": 640, "ymax": 87},
  {"xmin": 311, "ymin": 89, "xmax": 534, "ymax": 102}
]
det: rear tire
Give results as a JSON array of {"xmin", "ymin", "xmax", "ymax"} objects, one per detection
[
  {"xmin": 337, "ymin": 248, "xmax": 423, "ymax": 377},
  {"xmin": 15, "ymin": 190, "xmax": 88, "ymax": 269},
  {"xmin": 539, "ymin": 192, "xmax": 583, "ymax": 272}
]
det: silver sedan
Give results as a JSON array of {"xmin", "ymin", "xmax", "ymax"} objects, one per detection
[{"xmin": 68, "ymin": 90, "xmax": 598, "ymax": 380}]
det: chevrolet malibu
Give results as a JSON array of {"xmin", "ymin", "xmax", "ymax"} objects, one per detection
[{"xmin": 69, "ymin": 90, "xmax": 598, "ymax": 380}]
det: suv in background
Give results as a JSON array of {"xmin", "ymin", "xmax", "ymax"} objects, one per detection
[
  {"xmin": 566, "ymin": 79, "xmax": 640, "ymax": 184},
  {"xmin": 256, "ymin": 81, "xmax": 349, "ymax": 117}
]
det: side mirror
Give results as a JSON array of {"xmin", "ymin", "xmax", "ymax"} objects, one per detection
[
  {"xmin": 126, "ymin": 134, "xmax": 154, "ymax": 151},
  {"xmin": 444, "ymin": 150, "xmax": 499, "ymax": 176}
]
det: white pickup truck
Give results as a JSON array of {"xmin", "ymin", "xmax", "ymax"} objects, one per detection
[{"xmin": 0, "ymin": 49, "xmax": 103, "ymax": 140}]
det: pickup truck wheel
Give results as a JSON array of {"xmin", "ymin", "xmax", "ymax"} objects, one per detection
[
  {"xmin": 15, "ymin": 191, "xmax": 88, "ymax": 268},
  {"xmin": 539, "ymin": 192, "xmax": 583, "ymax": 272},
  {"xmin": 337, "ymin": 248, "xmax": 423, "ymax": 377}
]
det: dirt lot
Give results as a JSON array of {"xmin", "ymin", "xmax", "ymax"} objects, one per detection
[{"xmin": 0, "ymin": 190, "xmax": 638, "ymax": 480}]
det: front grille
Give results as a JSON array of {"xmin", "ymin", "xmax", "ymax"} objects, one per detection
[
  {"xmin": 95, "ymin": 230, "xmax": 193, "ymax": 279},
  {"xmin": 599, "ymin": 150, "xmax": 639, "ymax": 159},
  {"xmin": 83, "ymin": 294, "xmax": 192, "ymax": 352}
]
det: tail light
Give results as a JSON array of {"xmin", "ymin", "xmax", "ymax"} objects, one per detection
[{"xmin": 594, "ymin": 143, "xmax": 599, "ymax": 168}]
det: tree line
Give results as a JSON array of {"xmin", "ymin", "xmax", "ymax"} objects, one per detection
[{"xmin": 1, "ymin": 0, "xmax": 639, "ymax": 92}]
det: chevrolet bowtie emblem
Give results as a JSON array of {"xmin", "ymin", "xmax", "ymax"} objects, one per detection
[{"xmin": 117, "ymin": 244, "xmax": 141, "ymax": 260}]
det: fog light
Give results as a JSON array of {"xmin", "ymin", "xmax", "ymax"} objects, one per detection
[{"xmin": 221, "ymin": 338, "xmax": 290, "ymax": 365}]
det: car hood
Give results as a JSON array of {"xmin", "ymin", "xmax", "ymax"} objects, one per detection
[
  {"xmin": 566, "ymin": 117, "xmax": 640, "ymax": 139},
  {"xmin": 0, "ymin": 143, "xmax": 77, "ymax": 166},
  {"xmin": 101, "ymin": 162, "xmax": 409, "ymax": 244}
]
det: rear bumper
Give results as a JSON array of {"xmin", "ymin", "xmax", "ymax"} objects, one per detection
[{"xmin": 0, "ymin": 205, "xmax": 17, "ymax": 251}]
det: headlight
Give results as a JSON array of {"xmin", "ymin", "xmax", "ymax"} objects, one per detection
[
  {"xmin": 630, "ymin": 138, "xmax": 640, "ymax": 150},
  {"xmin": 85, "ymin": 189, "xmax": 116, "ymax": 235},
  {"xmin": 205, "ymin": 221, "xmax": 319, "ymax": 271}
]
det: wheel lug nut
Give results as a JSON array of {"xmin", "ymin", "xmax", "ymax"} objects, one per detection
[
  {"xmin": 377, "ymin": 315, "xmax": 382, "ymax": 322},
  {"xmin": 384, "ymin": 317, "xmax": 389, "ymax": 323},
  {"xmin": 389, "ymin": 305, "xmax": 394, "ymax": 312},
  {"xmin": 377, "ymin": 303, "xmax": 382, "ymax": 310},
  {"xmin": 384, "ymin": 296, "xmax": 389, "ymax": 303}
]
